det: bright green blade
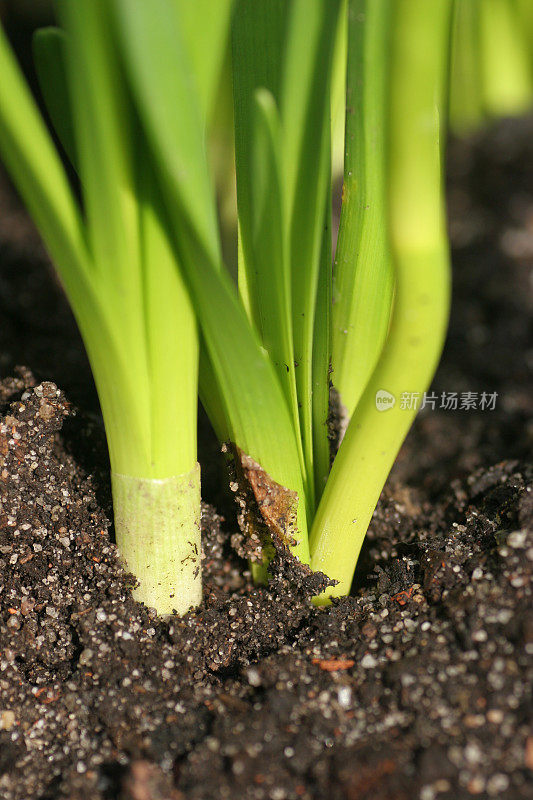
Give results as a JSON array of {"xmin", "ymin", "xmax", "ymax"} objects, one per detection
[
  {"xmin": 112, "ymin": 0, "xmax": 220, "ymax": 267},
  {"xmin": 331, "ymin": 0, "xmax": 394, "ymax": 419},
  {"xmin": 248, "ymin": 89, "xmax": 305, "ymax": 488},
  {"xmin": 0, "ymin": 22, "xmax": 89, "ymax": 309},
  {"xmin": 232, "ymin": 0, "xmax": 340, "ymax": 510},
  {"xmin": 448, "ymin": 0, "xmax": 484, "ymax": 135},
  {"xmin": 58, "ymin": 1, "xmax": 142, "ymax": 281},
  {"xmin": 32, "ymin": 27, "xmax": 77, "ymax": 167},
  {"xmin": 176, "ymin": 0, "xmax": 234, "ymax": 122},
  {"xmin": 232, "ymin": 0, "xmax": 290, "ymax": 322},
  {"xmin": 54, "ymin": 1, "xmax": 198, "ymax": 480},
  {"xmin": 311, "ymin": 0, "xmax": 453, "ymax": 598},
  {"xmin": 312, "ymin": 186, "xmax": 332, "ymax": 505},
  {"xmin": 281, "ymin": 0, "xmax": 341, "ymax": 511},
  {"xmin": 331, "ymin": 0, "xmax": 348, "ymax": 179},
  {"xmin": 248, "ymin": 89, "xmax": 294, "ymax": 405}
]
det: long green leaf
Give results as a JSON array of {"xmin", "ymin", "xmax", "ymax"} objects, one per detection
[
  {"xmin": 249, "ymin": 89, "xmax": 304, "ymax": 487},
  {"xmin": 331, "ymin": 0, "xmax": 394, "ymax": 418},
  {"xmin": 448, "ymin": 0, "xmax": 484, "ymax": 135},
  {"xmin": 32, "ymin": 27, "xmax": 77, "ymax": 167},
  {"xmin": 59, "ymin": 0, "xmax": 152, "ymax": 442},
  {"xmin": 232, "ymin": 0, "xmax": 290, "ymax": 323},
  {"xmin": 232, "ymin": 1, "xmax": 306, "ymax": 503},
  {"xmin": 281, "ymin": 0, "xmax": 341, "ymax": 510},
  {"xmin": 312, "ymin": 187, "xmax": 332, "ymax": 505},
  {"xmin": 112, "ymin": 0, "xmax": 220, "ymax": 267},
  {"xmin": 0, "ymin": 23, "xmax": 90, "ymax": 310},
  {"xmin": 176, "ymin": 0, "xmax": 234, "ymax": 122},
  {"xmin": 331, "ymin": 0, "xmax": 348, "ymax": 177}
]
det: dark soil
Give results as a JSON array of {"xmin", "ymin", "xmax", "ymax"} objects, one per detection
[{"xmin": 1, "ymin": 116, "xmax": 532, "ymax": 800}]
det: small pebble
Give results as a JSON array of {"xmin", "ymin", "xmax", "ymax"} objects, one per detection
[{"xmin": 0, "ymin": 710, "xmax": 16, "ymax": 731}]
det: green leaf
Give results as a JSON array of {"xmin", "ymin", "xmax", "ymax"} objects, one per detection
[
  {"xmin": 175, "ymin": 0, "xmax": 235, "ymax": 122},
  {"xmin": 33, "ymin": 27, "xmax": 77, "ymax": 167},
  {"xmin": 112, "ymin": 0, "xmax": 220, "ymax": 267},
  {"xmin": 281, "ymin": 0, "xmax": 341, "ymax": 510},
  {"xmin": 331, "ymin": 0, "xmax": 348, "ymax": 177},
  {"xmin": 448, "ymin": 0, "xmax": 484, "ymax": 135},
  {"xmin": 232, "ymin": 0, "xmax": 341, "ymax": 511},
  {"xmin": 0, "ymin": 22, "xmax": 89, "ymax": 308},
  {"xmin": 312, "ymin": 188, "xmax": 332, "ymax": 505},
  {"xmin": 331, "ymin": 0, "xmax": 394, "ymax": 418},
  {"xmin": 232, "ymin": 3, "xmax": 304, "ymax": 486},
  {"xmin": 232, "ymin": 0, "xmax": 290, "ymax": 323},
  {"xmin": 59, "ymin": 0, "xmax": 155, "ymax": 467},
  {"xmin": 247, "ymin": 89, "xmax": 306, "ymax": 504}
]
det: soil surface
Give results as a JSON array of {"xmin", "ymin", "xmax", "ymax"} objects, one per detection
[{"xmin": 0, "ymin": 116, "xmax": 532, "ymax": 800}]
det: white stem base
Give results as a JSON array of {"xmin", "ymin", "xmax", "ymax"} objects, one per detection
[{"xmin": 112, "ymin": 465, "xmax": 201, "ymax": 615}]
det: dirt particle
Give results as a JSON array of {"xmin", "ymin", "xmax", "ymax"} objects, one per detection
[{"xmin": 0, "ymin": 710, "xmax": 16, "ymax": 731}]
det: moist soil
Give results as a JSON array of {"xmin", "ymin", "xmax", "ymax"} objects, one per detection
[{"xmin": 0, "ymin": 119, "xmax": 532, "ymax": 800}]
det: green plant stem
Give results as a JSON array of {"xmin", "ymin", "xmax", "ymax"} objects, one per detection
[
  {"xmin": 137, "ymin": 158, "xmax": 198, "ymax": 480},
  {"xmin": 112, "ymin": 467, "xmax": 201, "ymax": 615},
  {"xmin": 331, "ymin": 0, "xmax": 394, "ymax": 419},
  {"xmin": 310, "ymin": 0, "xmax": 452, "ymax": 598},
  {"xmin": 283, "ymin": 0, "xmax": 341, "ymax": 511}
]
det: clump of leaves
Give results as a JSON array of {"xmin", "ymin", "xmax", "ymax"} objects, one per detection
[{"xmin": 0, "ymin": 0, "xmax": 454, "ymax": 613}]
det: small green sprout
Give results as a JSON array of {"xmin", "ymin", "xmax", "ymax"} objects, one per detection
[{"xmin": 0, "ymin": 0, "xmax": 474, "ymax": 614}]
